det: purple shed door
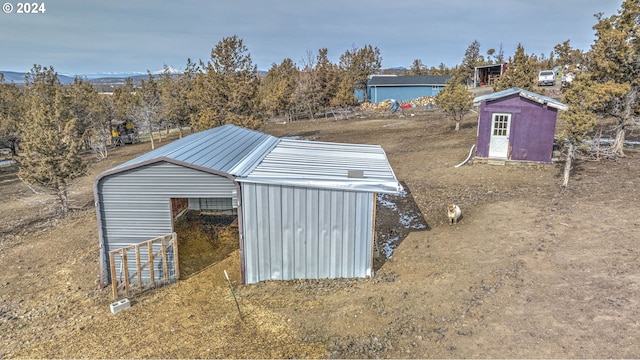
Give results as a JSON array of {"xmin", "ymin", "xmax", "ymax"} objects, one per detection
[{"xmin": 489, "ymin": 113, "xmax": 511, "ymax": 158}]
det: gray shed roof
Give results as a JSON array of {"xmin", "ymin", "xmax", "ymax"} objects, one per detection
[
  {"xmin": 101, "ymin": 124, "xmax": 401, "ymax": 194},
  {"xmin": 111, "ymin": 124, "xmax": 279, "ymax": 176},
  {"xmin": 239, "ymin": 138, "xmax": 401, "ymax": 193},
  {"xmin": 367, "ymin": 75, "xmax": 452, "ymax": 87},
  {"xmin": 472, "ymin": 87, "xmax": 568, "ymax": 111}
]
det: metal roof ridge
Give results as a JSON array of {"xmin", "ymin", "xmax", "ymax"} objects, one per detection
[{"xmin": 227, "ymin": 136, "xmax": 281, "ymax": 176}]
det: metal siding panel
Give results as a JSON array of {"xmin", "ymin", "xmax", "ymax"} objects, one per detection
[
  {"xmin": 342, "ymin": 192, "xmax": 356, "ymax": 278},
  {"xmin": 372, "ymin": 86, "xmax": 434, "ymax": 103},
  {"xmin": 267, "ymin": 186, "xmax": 282, "ymax": 280},
  {"xmin": 241, "ymin": 183, "xmax": 260, "ymax": 284},
  {"xmin": 281, "ymin": 187, "xmax": 295, "ymax": 280},
  {"xmin": 294, "ymin": 188, "xmax": 307, "ymax": 277},
  {"xmin": 317, "ymin": 190, "xmax": 332, "ymax": 278},
  {"xmin": 355, "ymin": 193, "xmax": 373, "ymax": 276},
  {"xmin": 255, "ymin": 184, "xmax": 271, "ymax": 281},
  {"xmin": 305, "ymin": 188, "xmax": 320, "ymax": 279},
  {"xmin": 241, "ymin": 183, "xmax": 374, "ymax": 284},
  {"xmin": 329, "ymin": 191, "xmax": 342, "ymax": 278}
]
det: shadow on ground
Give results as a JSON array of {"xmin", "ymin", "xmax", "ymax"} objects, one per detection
[{"xmin": 374, "ymin": 181, "xmax": 430, "ymax": 271}]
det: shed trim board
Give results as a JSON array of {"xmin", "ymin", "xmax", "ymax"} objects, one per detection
[{"xmin": 95, "ymin": 124, "xmax": 401, "ymax": 286}]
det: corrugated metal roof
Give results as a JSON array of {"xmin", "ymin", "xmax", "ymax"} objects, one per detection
[
  {"xmin": 102, "ymin": 124, "xmax": 401, "ymax": 194},
  {"xmin": 367, "ymin": 75, "xmax": 452, "ymax": 87},
  {"xmin": 112, "ymin": 124, "xmax": 279, "ymax": 176},
  {"xmin": 237, "ymin": 138, "xmax": 402, "ymax": 194},
  {"xmin": 473, "ymin": 87, "xmax": 568, "ymax": 111}
]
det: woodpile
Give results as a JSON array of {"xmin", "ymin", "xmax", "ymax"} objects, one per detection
[
  {"xmin": 360, "ymin": 96, "xmax": 436, "ymax": 113},
  {"xmin": 411, "ymin": 96, "xmax": 436, "ymax": 107},
  {"xmin": 361, "ymin": 100, "xmax": 394, "ymax": 113}
]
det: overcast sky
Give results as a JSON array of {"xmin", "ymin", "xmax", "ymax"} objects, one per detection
[{"xmin": 0, "ymin": 0, "xmax": 622, "ymax": 75}]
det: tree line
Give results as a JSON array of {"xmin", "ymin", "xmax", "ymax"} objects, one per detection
[{"xmin": 1, "ymin": 0, "xmax": 638, "ymax": 211}]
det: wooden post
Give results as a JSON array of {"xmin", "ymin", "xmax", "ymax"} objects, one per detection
[
  {"xmin": 122, "ymin": 250, "xmax": 130, "ymax": 298},
  {"xmin": 135, "ymin": 244, "xmax": 142, "ymax": 289},
  {"xmin": 160, "ymin": 236, "xmax": 169, "ymax": 284},
  {"xmin": 148, "ymin": 241, "xmax": 155, "ymax": 288},
  {"xmin": 108, "ymin": 233, "xmax": 180, "ymax": 300},
  {"xmin": 172, "ymin": 233, "xmax": 180, "ymax": 280},
  {"xmin": 109, "ymin": 251, "xmax": 117, "ymax": 300}
]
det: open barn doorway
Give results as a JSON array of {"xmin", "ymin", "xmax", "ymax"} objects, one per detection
[{"xmin": 170, "ymin": 198, "xmax": 239, "ymax": 279}]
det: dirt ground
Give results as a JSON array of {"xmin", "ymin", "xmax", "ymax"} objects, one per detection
[{"xmin": 1, "ymin": 109, "xmax": 640, "ymax": 359}]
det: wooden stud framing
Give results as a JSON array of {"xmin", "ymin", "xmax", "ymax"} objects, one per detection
[{"xmin": 108, "ymin": 233, "xmax": 179, "ymax": 300}]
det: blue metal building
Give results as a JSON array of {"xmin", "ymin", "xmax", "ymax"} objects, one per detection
[{"xmin": 366, "ymin": 75, "xmax": 452, "ymax": 103}]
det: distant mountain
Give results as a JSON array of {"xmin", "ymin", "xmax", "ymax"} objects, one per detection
[
  {"xmin": 152, "ymin": 66, "xmax": 182, "ymax": 75},
  {"xmin": 1, "ymin": 71, "xmax": 75, "ymax": 84},
  {"xmin": 71, "ymin": 72, "xmax": 147, "ymax": 80},
  {"xmin": 0, "ymin": 67, "xmax": 182, "ymax": 85},
  {"xmin": 2, "ymin": 66, "xmax": 395, "ymax": 86}
]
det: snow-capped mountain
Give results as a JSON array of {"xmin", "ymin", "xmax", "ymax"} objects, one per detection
[
  {"xmin": 153, "ymin": 66, "xmax": 182, "ymax": 75},
  {"xmin": 1, "ymin": 67, "xmax": 183, "ymax": 84}
]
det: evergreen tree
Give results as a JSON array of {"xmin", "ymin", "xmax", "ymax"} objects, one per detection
[
  {"xmin": 495, "ymin": 43, "xmax": 506, "ymax": 64},
  {"xmin": 435, "ymin": 77, "xmax": 474, "ymax": 131},
  {"xmin": 68, "ymin": 77, "xmax": 104, "ymax": 136},
  {"xmin": 159, "ymin": 63, "xmax": 194, "ymax": 138},
  {"xmin": 337, "ymin": 44, "xmax": 382, "ymax": 104},
  {"xmin": 558, "ymin": 75, "xmax": 597, "ymax": 187},
  {"xmin": 408, "ymin": 59, "xmax": 429, "ymax": 75},
  {"xmin": 493, "ymin": 44, "xmax": 538, "ymax": 92},
  {"xmin": 458, "ymin": 40, "xmax": 485, "ymax": 81},
  {"xmin": 553, "ymin": 40, "xmax": 585, "ymax": 68},
  {"xmin": 315, "ymin": 48, "xmax": 340, "ymax": 109},
  {"xmin": 189, "ymin": 35, "xmax": 265, "ymax": 131},
  {"xmin": 294, "ymin": 51, "xmax": 318, "ymax": 120},
  {"xmin": 261, "ymin": 58, "xmax": 299, "ymax": 121},
  {"xmin": 332, "ymin": 73, "xmax": 357, "ymax": 107},
  {"xmin": 68, "ymin": 77, "xmax": 107, "ymax": 154},
  {"xmin": 0, "ymin": 78, "xmax": 24, "ymax": 155},
  {"xmin": 18, "ymin": 65, "xmax": 86, "ymax": 214},
  {"xmin": 111, "ymin": 77, "xmax": 139, "ymax": 143},
  {"xmin": 135, "ymin": 72, "xmax": 163, "ymax": 149},
  {"xmin": 587, "ymin": 0, "xmax": 640, "ymax": 156}
]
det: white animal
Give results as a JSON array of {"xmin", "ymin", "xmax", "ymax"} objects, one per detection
[{"xmin": 447, "ymin": 204, "xmax": 462, "ymax": 225}]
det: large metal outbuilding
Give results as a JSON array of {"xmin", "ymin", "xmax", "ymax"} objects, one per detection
[
  {"xmin": 95, "ymin": 124, "xmax": 401, "ymax": 286},
  {"xmin": 366, "ymin": 75, "xmax": 452, "ymax": 103}
]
